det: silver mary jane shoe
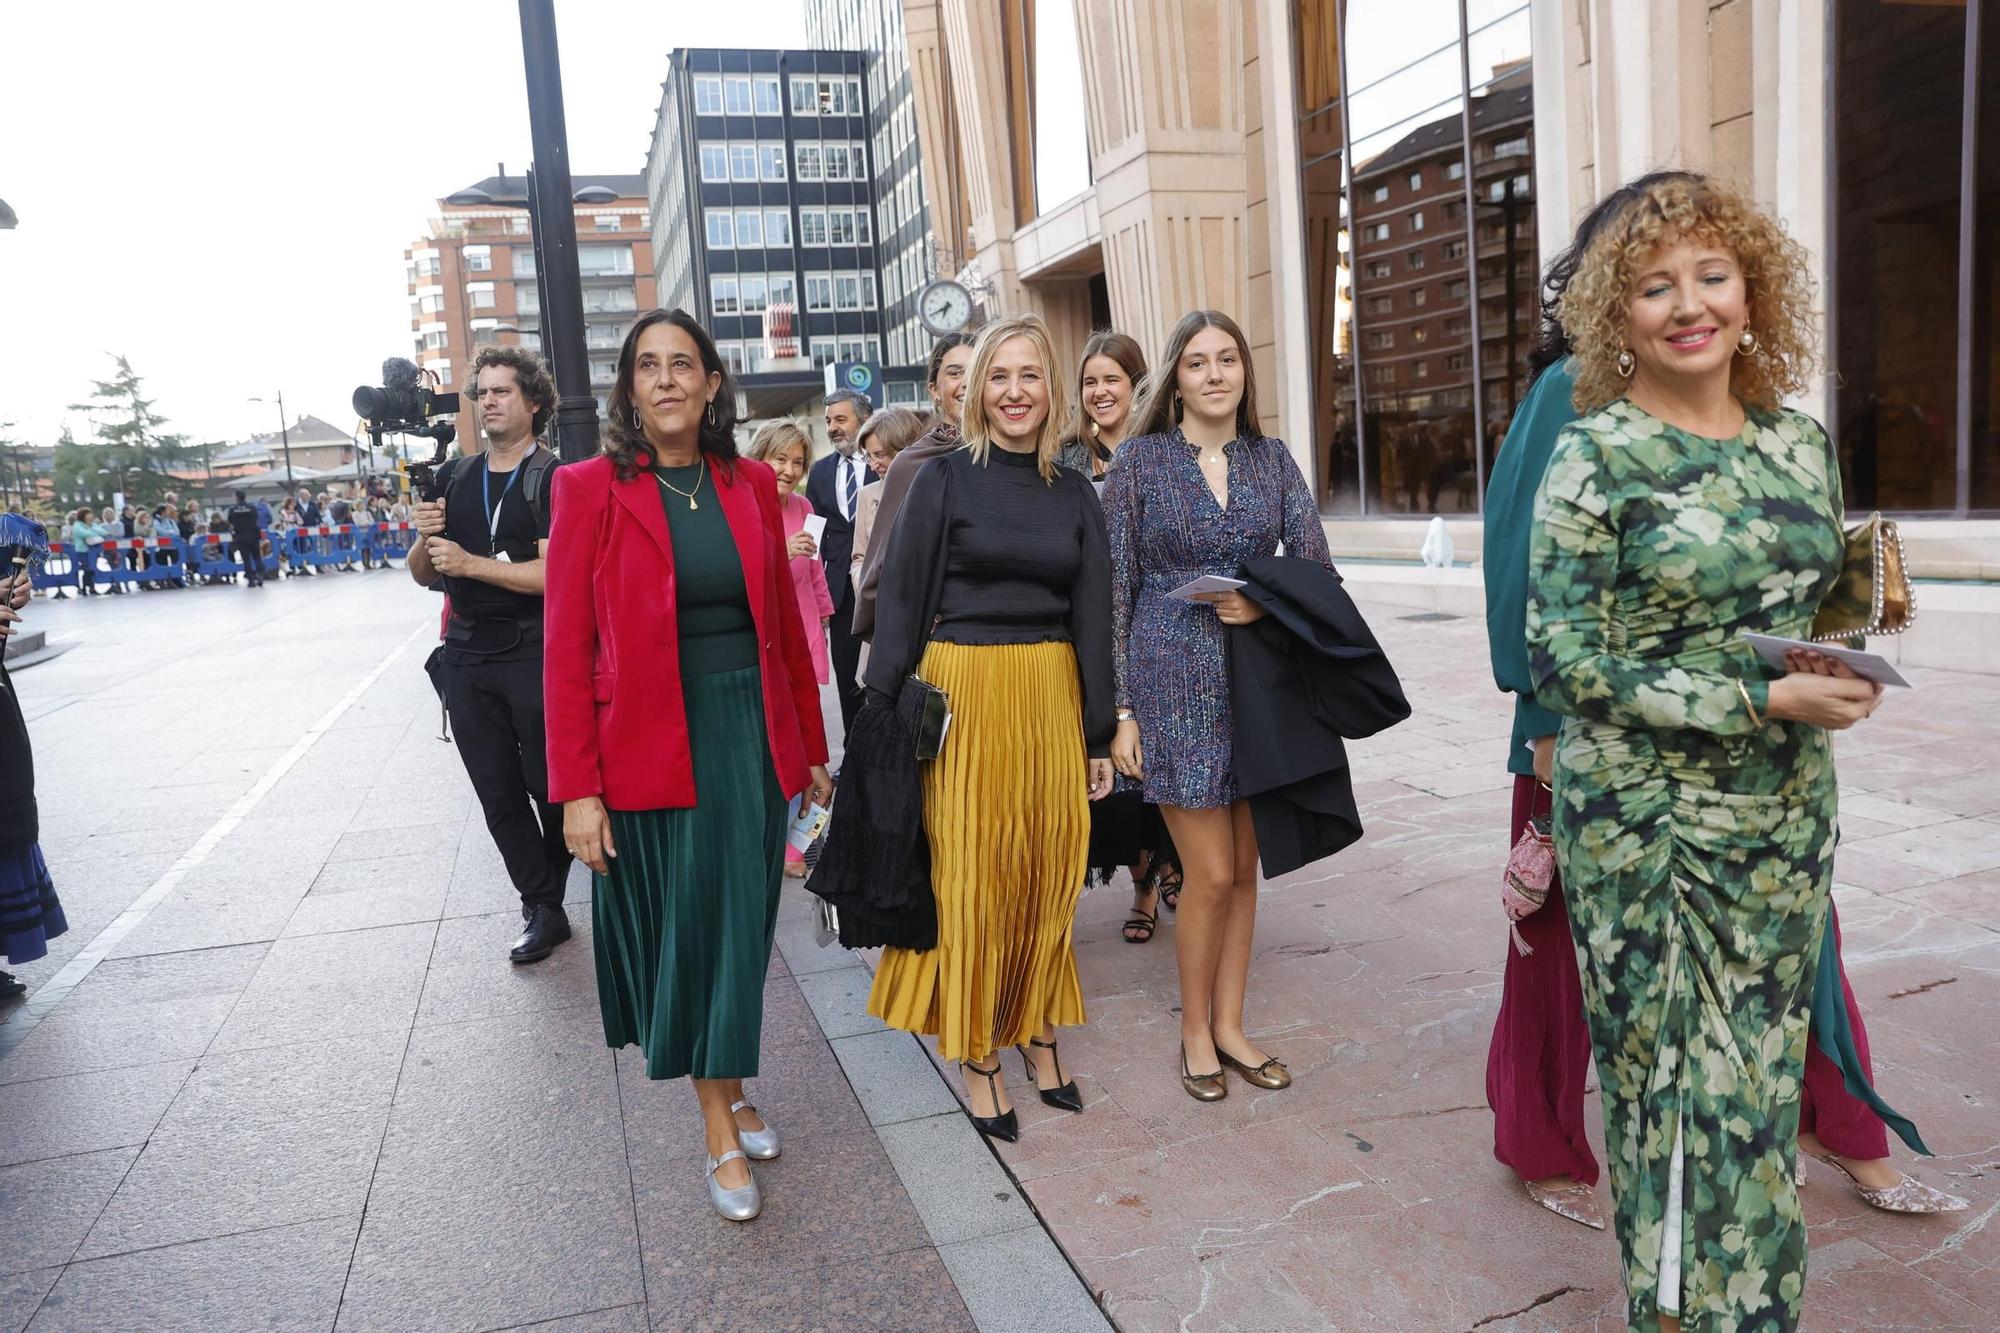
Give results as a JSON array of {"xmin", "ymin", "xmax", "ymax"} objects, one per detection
[
  {"xmin": 732, "ymin": 1099, "xmax": 780, "ymax": 1161},
  {"xmin": 706, "ymin": 1150, "xmax": 761, "ymax": 1222}
]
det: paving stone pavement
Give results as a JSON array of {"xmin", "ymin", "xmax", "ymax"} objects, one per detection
[
  {"xmin": 4, "ymin": 574, "xmax": 1996, "ymax": 1331},
  {"xmin": 0, "ymin": 576, "xmax": 1023, "ymax": 1333},
  {"xmin": 943, "ymin": 602, "xmax": 2000, "ymax": 1332}
]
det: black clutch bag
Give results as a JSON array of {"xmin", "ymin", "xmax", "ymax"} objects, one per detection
[{"xmin": 900, "ymin": 675, "xmax": 952, "ymax": 761}]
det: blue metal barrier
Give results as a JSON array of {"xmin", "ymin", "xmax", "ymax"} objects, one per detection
[{"xmin": 31, "ymin": 542, "xmax": 80, "ymax": 594}]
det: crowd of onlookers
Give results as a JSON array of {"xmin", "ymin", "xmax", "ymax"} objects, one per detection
[{"xmin": 32, "ymin": 485, "xmax": 418, "ymax": 593}]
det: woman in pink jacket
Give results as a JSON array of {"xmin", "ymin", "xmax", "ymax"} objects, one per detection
[{"xmin": 748, "ymin": 419, "xmax": 835, "ymax": 872}]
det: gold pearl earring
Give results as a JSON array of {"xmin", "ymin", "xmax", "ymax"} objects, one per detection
[
  {"xmin": 1616, "ymin": 348, "xmax": 1636, "ymax": 378},
  {"xmin": 1737, "ymin": 329, "xmax": 1758, "ymax": 357}
]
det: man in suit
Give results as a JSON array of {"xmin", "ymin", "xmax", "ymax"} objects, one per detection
[{"xmin": 805, "ymin": 388, "xmax": 875, "ymax": 734}]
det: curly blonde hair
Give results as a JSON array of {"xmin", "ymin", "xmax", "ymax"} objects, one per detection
[{"xmin": 1557, "ymin": 175, "xmax": 1819, "ymax": 412}]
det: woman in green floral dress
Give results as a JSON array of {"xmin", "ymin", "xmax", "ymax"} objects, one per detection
[{"xmin": 1525, "ymin": 176, "xmax": 1885, "ymax": 1331}]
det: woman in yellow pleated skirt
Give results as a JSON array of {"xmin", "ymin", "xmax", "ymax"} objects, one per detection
[
  {"xmin": 870, "ymin": 639, "xmax": 1091, "ymax": 1060},
  {"xmin": 860, "ymin": 315, "xmax": 1117, "ymax": 1143}
]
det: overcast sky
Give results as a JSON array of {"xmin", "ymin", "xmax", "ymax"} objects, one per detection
[{"xmin": 0, "ymin": 1, "xmax": 805, "ymax": 448}]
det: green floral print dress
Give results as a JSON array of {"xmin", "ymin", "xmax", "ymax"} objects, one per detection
[{"xmin": 1525, "ymin": 399, "xmax": 1845, "ymax": 1331}]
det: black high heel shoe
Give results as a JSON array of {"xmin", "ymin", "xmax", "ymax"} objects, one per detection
[
  {"xmin": 1017, "ymin": 1036, "xmax": 1084, "ymax": 1113},
  {"xmin": 961, "ymin": 1058, "xmax": 1019, "ymax": 1142}
]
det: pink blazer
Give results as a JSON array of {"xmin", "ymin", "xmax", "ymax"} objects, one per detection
[{"xmin": 782, "ymin": 492, "xmax": 835, "ymax": 684}]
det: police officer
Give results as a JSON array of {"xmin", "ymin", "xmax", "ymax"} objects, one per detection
[
  {"xmin": 226, "ymin": 489, "xmax": 263, "ymax": 587},
  {"xmin": 408, "ymin": 346, "xmax": 569, "ymax": 963}
]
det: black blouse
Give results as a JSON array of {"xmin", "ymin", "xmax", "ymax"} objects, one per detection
[{"xmin": 863, "ymin": 446, "xmax": 1116, "ymax": 756}]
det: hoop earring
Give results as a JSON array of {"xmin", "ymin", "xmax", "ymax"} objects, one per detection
[
  {"xmin": 631, "ymin": 407, "xmax": 642, "ymax": 431},
  {"xmin": 1736, "ymin": 329, "xmax": 1758, "ymax": 357},
  {"xmin": 1615, "ymin": 348, "xmax": 1636, "ymax": 378},
  {"xmin": 705, "ymin": 399, "xmax": 717, "ymax": 428}
]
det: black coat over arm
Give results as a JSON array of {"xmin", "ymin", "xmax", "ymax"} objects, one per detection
[{"xmin": 1230, "ymin": 555, "xmax": 1411, "ymax": 878}]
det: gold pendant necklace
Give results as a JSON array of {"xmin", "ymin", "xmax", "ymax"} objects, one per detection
[{"xmin": 656, "ymin": 458, "xmax": 706, "ymax": 510}]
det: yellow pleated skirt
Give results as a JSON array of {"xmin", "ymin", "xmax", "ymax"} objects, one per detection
[{"xmin": 867, "ymin": 639, "xmax": 1090, "ymax": 1063}]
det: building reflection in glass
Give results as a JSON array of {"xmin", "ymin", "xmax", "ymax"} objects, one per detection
[{"xmin": 1294, "ymin": 0, "xmax": 1536, "ymax": 517}]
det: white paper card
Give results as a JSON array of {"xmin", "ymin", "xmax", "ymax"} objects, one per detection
[
  {"xmin": 801, "ymin": 513, "xmax": 827, "ymax": 546},
  {"xmin": 1739, "ymin": 633, "xmax": 1915, "ymax": 689},
  {"xmin": 1166, "ymin": 574, "xmax": 1247, "ymax": 602},
  {"xmin": 786, "ymin": 800, "xmax": 831, "ymax": 856}
]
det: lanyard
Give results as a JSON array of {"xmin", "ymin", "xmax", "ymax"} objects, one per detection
[{"xmin": 481, "ymin": 457, "xmax": 523, "ymax": 548}]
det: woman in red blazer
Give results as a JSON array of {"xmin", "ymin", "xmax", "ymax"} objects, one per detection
[{"xmin": 545, "ymin": 308, "xmax": 832, "ymax": 1223}]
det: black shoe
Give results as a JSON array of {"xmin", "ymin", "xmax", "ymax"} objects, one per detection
[
  {"xmin": 960, "ymin": 1058, "xmax": 1019, "ymax": 1142},
  {"xmin": 1017, "ymin": 1037, "xmax": 1084, "ymax": 1113},
  {"xmin": 0, "ymin": 971, "xmax": 25, "ymax": 999},
  {"xmin": 510, "ymin": 905, "xmax": 571, "ymax": 964}
]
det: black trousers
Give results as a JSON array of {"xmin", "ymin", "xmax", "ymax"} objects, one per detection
[
  {"xmin": 826, "ymin": 590, "xmax": 863, "ymax": 736},
  {"xmin": 232, "ymin": 535, "xmax": 262, "ymax": 585},
  {"xmin": 445, "ymin": 653, "xmax": 570, "ymax": 912}
]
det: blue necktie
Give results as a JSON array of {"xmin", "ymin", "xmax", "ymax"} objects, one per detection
[{"xmin": 842, "ymin": 456, "xmax": 858, "ymax": 520}]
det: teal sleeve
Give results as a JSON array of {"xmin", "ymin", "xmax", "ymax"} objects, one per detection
[{"xmin": 1483, "ymin": 360, "xmax": 1576, "ymax": 731}]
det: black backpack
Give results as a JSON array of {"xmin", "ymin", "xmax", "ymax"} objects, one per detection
[{"xmin": 440, "ymin": 444, "xmax": 558, "ymax": 533}]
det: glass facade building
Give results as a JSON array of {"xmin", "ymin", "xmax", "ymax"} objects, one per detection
[
  {"xmin": 804, "ymin": 0, "xmax": 942, "ymax": 376},
  {"xmin": 646, "ymin": 48, "xmax": 925, "ymax": 414}
]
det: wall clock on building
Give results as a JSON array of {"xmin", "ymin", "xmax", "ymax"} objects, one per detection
[{"xmin": 917, "ymin": 278, "xmax": 974, "ymax": 336}]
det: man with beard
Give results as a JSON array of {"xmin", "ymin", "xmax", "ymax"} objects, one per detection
[{"xmin": 409, "ymin": 346, "xmax": 569, "ymax": 963}]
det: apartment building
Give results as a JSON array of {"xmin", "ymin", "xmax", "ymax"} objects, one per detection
[{"xmin": 403, "ymin": 172, "xmax": 657, "ymax": 443}]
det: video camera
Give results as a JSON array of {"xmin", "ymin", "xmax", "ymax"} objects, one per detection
[{"xmin": 353, "ymin": 358, "xmax": 460, "ymax": 501}]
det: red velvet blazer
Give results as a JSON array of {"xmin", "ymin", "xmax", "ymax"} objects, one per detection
[{"xmin": 544, "ymin": 453, "xmax": 830, "ymax": 809}]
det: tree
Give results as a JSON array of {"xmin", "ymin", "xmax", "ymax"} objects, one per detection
[{"xmin": 65, "ymin": 355, "xmax": 192, "ymax": 510}]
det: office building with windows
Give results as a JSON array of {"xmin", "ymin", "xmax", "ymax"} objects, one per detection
[
  {"xmin": 403, "ymin": 172, "xmax": 656, "ymax": 442},
  {"xmin": 645, "ymin": 48, "xmax": 926, "ymax": 420},
  {"xmin": 804, "ymin": 0, "xmax": 961, "ymax": 376}
]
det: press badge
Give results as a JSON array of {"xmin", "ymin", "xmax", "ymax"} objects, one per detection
[{"xmin": 493, "ymin": 550, "xmax": 514, "ymax": 563}]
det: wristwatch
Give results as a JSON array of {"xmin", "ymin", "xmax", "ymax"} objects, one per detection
[{"xmin": 1115, "ymin": 707, "xmax": 1136, "ymax": 723}]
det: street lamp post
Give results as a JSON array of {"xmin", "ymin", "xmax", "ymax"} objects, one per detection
[
  {"xmin": 517, "ymin": 0, "xmax": 601, "ymax": 463},
  {"xmin": 248, "ymin": 392, "xmax": 296, "ymax": 490}
]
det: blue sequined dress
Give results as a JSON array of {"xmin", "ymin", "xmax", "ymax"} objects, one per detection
[{"xmin": 1103, "ymin": 429, "xmax": 1331, "ymax": 809}]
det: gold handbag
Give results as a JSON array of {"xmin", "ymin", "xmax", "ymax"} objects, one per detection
[{"xmin": 1810, "ymin": 513, "xmax": 1916, "ymax": 642}]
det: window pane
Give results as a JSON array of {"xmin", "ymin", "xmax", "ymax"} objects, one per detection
[
  {"xmin": 825, "ymin": 145, "xmax": 850, "ymax": 181},
  {"xmin": 754, "ymin": 76, "xmax": 781, "ymax": 116},
  {"xmin": 1834, "ymin": 0, "xmax": 1968, "ymax": 512},
  {"xmin": 705, "ymin": 211, "xmax": 734, "ymax": 248},
  {"xmin": 795, "ymin": 145, "xmax": 821, "ymax": 181},
  {"xmin": 769, "ymin": 274, "xmax": 796, "ymax": 306},
  {"xmin": 724, "ymin": 77, "xmax": 752, "ymax": 115},
  {"xmin": 712, "ymin": 278, "xmax": 738, "ymax": 316},
  {"xmin": 1977, "ymin": 17, "xmax": 2000, "ymax": 511},
  {"xmin": 760, "ymin": 144, "xmax": 786, "ymax": 181},
  {"xmin": 791, "ymin": 78, "xmax": 816, "ymax": 114},
  {"xmin": 735, "ymin": 210, "xmax": 762, "ymax": 247},
  {"xmin": 1345, "ymin": 0, "xmax": 1481, "ymax": 516},
  {"xmin": 694, "ymin": 78, "xmax": 722, "ymax": 116},
  {"xmin": 730, "ymin": 145, "xmax": 758, "ymax": 181},
  {"xmin": 699, "ymin": 144, "xmax": 727, "ymax": 182},
  {"xmin": 801, "ymin": 210, "xmax": 827, "ymax": 246},
  {"xmin": 764, "ymin": 209, "xmax": 792, "ymax": 246},
  {"xmin": 741, "ymin": 274, "xmax": 768, "ymax": 312}
]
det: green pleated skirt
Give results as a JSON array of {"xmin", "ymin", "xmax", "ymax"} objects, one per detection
[{"xmin": 593, "ymin": 665, "xmax": 788, "ymax": 1081}]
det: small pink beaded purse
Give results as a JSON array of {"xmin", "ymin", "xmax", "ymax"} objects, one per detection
[{"xmin": 1501, "ymin": 799, "xmax": 1556, "ymax": 956}]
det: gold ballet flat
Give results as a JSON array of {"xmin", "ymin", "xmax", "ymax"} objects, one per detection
[
  {"xmin": 1180, "ymin": 1046, "xmax": 1227, "ymax": 1102},
  {"xmin": 1216, "ymin": 1046, "xmax": 1291, "ymax": 1090}
]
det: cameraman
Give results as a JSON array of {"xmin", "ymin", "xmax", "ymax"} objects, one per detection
[{"xmin": 410, "ymin": 346, "xmax": 569, "ymax": 963}]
